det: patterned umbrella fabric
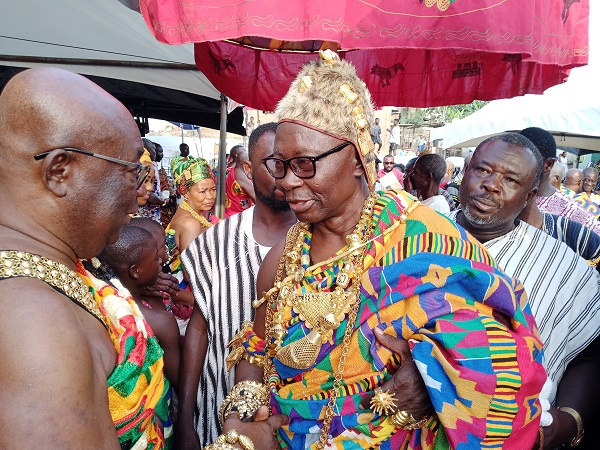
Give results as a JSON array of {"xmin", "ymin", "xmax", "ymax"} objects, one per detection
[{"xmin": 140, "ymin": 0, "xmax": 589, "ymax": 110}]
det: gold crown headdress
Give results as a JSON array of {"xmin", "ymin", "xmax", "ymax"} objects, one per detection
[{"xmin": 275, "ymin": 50, "xmax": 377, "ymax": 189}]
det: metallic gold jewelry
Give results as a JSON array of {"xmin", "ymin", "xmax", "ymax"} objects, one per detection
[
  {"xmin": 274, "ymin": 195, "xmax": 378, "ymax": 370},
  {"xmin": 226, "ymin": 321, "xmax": 260, "ymax": 370},
  {"xmin": 218, "ymin": 381, "xmax": 269, "ymax": 426},
  {"xmin": 390, "ymin": 410, "xmax": 429, "ymax": 430},
  {"xmin": 370, "ymin": 388, "xmax": 397, "ymax": 416},
  {"xmin": 0, "ymin": 250, "xmax": 107, "ymax": 328},
  {"xmin": 558, "ymin": 406, "xmax": 585, "ymax": 448},
  {"xmin": 204, "ymin": 429, "xmax": 255, "ymax": 450},
  {"xmin": 180, "ymin": 199, "xmax": 212, "ymax": 228}
]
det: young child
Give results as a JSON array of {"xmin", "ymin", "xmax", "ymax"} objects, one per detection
[
  {"xmin": 100, "ymin": 225, "xmax": 180, "ymax": 390},
  {"xmin": 130, "ymin": 217, "xmax": 193, "ymax": 337}
]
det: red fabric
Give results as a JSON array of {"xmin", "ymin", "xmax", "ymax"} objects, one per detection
[
  {"xmin": 224, "ymin": 168, "xmax": 253, "ymax": 218},
  {"xmin": 140, "ymin": 0, "xmax": 589, "ymax": 110}
]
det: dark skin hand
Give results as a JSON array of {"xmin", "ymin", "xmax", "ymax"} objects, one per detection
[
  {"xmin": 533, "ymin": 337, "xmax": 600, "ymax": 449},
  {"xmin": 222, "ymin": 408, "xmax": 289, "ymax": 449},
  {"xmin": 140, "ymin": 271, "xmax": 181, "ymax": 300},
  {"xmin": 359, "ymin": 328, "xmax": 433, "ymax": 420},
  {"xmin": 175, "ymin": 304, "xmax": 209, "ymax": 450}
]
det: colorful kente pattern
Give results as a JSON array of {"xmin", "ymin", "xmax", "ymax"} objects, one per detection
[
  {"xmin": 254, "ymin": 190, "xmax": 545, "ymax": 449},
  {"xmin": 77, "ymin": 262, "xmax": 171, "ymax": 449}
]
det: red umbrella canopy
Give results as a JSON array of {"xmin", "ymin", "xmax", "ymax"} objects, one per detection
[{"xmin": 140, "ymin": 0, "xmax": 589, "ymax": 110}]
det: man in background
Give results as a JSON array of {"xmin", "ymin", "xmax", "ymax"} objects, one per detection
[{"xmin": 177, "ymin": 123, "xmax": 296, "ymax": 447}]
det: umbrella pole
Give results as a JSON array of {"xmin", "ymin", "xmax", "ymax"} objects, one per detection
[{"xmin": 216, "ymin": 94, "xmax": 228, "ymax": 218}]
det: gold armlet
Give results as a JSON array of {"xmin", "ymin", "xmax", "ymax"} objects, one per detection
[
  {"xmin": 204, "ymin": 429, "xmax": 255, "ymax": 450},
  {"xmin": 226, "ymin": 322, "xmax": 253, "ymax": 371},
  {"xmin": 218, "ymin": 381, "xmax": 269, "ymax": 426},
  {"xmin": 242, "ymin": 353, "xmax": 265, "ymax": 367}
]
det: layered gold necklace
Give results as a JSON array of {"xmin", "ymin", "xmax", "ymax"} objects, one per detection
[
  {"xmin": 0, "ymin": 250, "xmax": 107, "ymax": 328},
  {"xmin": 261, "ymin": 193, "xmax": 378, "ymax": 449},
  {"xmin": 179, "ymin": 199, "xmax": 213, "ymax": 228}
]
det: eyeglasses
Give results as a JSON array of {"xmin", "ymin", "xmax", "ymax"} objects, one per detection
[
  {"xmin": 34, "ymin": 147, "xmax": 151, "ymax": 189},
  {"xmin": 262, "ymin": 142, "xmax": 351, "ymax": 179}
]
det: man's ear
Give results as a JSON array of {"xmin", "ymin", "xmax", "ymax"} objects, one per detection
[
  {"xmin": 243, "ymin": 160, "xmax": 253, "ymax": 180},
  {"xmin": 129, "ymin": 264, "xmax": 140, "ymax": 280},
  {"xmin": 525, "ymin": 186, "xmax": 538, "ymax": 205},
  {"xmin": 41, "ymin": 149, "xmax": 73, "ymax": 197},
  {"xmin": 543, "ymin": 157, "xmax": 555, "ymax": 174},
  {"xmin": 352, "ymin": 150, "xmax": 366, "ymax": 177}
]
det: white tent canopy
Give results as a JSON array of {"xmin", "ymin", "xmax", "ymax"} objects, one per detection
[
  {"xmin": 431, "ymin": 6, "xmax": 600, "ymax": 152},
  {"xmin": 0, "ymin": 0, "xmax": 218, "ymax": 99}
]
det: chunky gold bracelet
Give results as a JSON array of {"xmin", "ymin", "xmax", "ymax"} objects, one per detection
[
  {"xmin": 203, "ymin": 429, "xmax": 255, "ymax": 450},
  {"xmin": 218, "ymin": 381, "xmax": 269, "ymax": 426}
]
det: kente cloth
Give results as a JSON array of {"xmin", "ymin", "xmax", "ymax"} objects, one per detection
[
  {"xmin": 171, "ymin": 156, "xmax": 214, "ymax": 195},
  {"xmin": 76, "ymin": 261, "xmax": 172, "ymax": 449},
  {"xmin": 257, "ymin": 191, "xmax": 545, "ymax": 449},
  {"xmin": 542, "ymin": 212, "xmax": 600, "ymax": 268},
  {"xmin": 575, "ymin": 191, "xmax": 600, "ymax": 207},
  {"xmin": 451, "ymin": 215, "xmax": 600, "ymax": 404},
  {"xmin": 536, "ymin": 190, "xmax": 600, "ymax": 234},
  {"xmin": 560, "ymin": 186, "xmax": 600, "ymax": 219},
  {"xmin": 224, "ymin": 169, "xmax": 253, "ymax": 218}
]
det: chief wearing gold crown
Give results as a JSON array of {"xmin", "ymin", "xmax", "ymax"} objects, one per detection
[{"xmin": 220, "ymin": 51, "xmax": 545, "ymax": 450}]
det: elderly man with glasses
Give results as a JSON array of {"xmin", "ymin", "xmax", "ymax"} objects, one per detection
[
  {"xmin": 0, "ymin": 68, "xmax": 287, "ymax": 449},
  {"xmin": 222, "ymin": 51, "xmax": 546, "ymax": 450}
]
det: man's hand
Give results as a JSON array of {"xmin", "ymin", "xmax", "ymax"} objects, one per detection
[
  {"xmin": 531, "ymin": 407, "xmax": 578, "ymax": 449},
  {"xmin": 140, "ymin": 272, "xmax": 181, "ymax": 299},
  {"xmin": 222, "ymin": 407, "xmax": 289, "ymax": 449},
  {"xmin": 359, "ymin": 328, "xmax": 433, "ymax": 421}
]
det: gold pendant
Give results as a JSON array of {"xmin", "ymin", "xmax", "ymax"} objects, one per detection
[{"xmin": 276, "ymin": 329, "xmax": 322, "ymax": 369}]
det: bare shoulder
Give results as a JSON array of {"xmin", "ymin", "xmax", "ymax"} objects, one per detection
[{"xmin": 0, "ymin": 277, "xmax": 119, "ymax": 447}]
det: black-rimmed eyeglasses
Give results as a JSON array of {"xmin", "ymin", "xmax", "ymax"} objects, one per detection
[
  {"xmin": 262, "ymin": 142, "xmax": 351, "ymax": 179},
  {"xmin": 34, "ymin": 147, "xmax": 151, "ymax": 189}
]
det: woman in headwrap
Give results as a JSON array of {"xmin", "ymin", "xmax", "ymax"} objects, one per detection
[
  {"xmin": 169, "ymin": 156, "xmax": 219, "ymax": 250},
  {"xmin": 166, "ymin": 156, "xmax": 220, "ymax": 335}
]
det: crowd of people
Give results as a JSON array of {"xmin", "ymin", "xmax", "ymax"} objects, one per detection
[{"xmin": 0, "ymin": 49, "xmax": 598, "ymax": 450}]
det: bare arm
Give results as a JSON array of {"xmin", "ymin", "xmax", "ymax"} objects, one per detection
[
  {"xmin": 0, "ymin": 281, "xmax": 120, "ymax": 448},
  {"xmin": 234, "ymin": 165, "xmax": 256, "ymax": 202},
  {"xmin": 175, "ymin": 304, "xmax": 209, "ymax": 450},
  {"xmin": 234, "ymin": 240, "xmax": 285, "ymax": 384},
  {"xmin": 142, "ymin": 307, "xmax": 181, "ymax": 391}
]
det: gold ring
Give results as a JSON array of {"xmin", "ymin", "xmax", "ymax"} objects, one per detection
[
  {"xmin": 370, "ymin": 388, "xmax": 397, "ymax": 416},
  {"xmin": 390, "ymin": 410, "xmax": 429, "ymax": 430}
]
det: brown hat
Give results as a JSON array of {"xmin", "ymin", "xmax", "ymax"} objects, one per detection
[{"xmin": 275, "ymin": 50, "xmax": 377, "ymax": 190}]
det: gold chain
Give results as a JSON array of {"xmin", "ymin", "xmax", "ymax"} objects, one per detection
[
  {"xmin": 317, "ymin": 205, "xmax": 376, "ymax": 449},
  {"xmin": 179, "ymin": 200, "xmax": 213, "ymax": 228},
  {"xmin": 0, "ymin": 250, "xmax": 107, "ymax": 328}
]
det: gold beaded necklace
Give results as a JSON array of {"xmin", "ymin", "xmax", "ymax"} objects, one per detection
[
  {"xmin": 179, "ymin": 199, "xmax": 213, "ymax": 229},
  {"xmin": 261, "ymin": 193, "xmax": 377, "ymax": 449},
  {"xmin": 0, "ymin": 250, "xmax": 107, "ymax": 328}
]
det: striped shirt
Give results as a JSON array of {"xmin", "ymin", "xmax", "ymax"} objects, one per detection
[
  {"xmin": 450, "ymin": 212, "xmax": 600, "ymax": 402},
  {"xmin": 181, "ymin": 207, "xmax": 267, "ymax": 446},
  {"xmin": 542, "ymin": 213, "xmax": 600, "ymax": 267}
]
